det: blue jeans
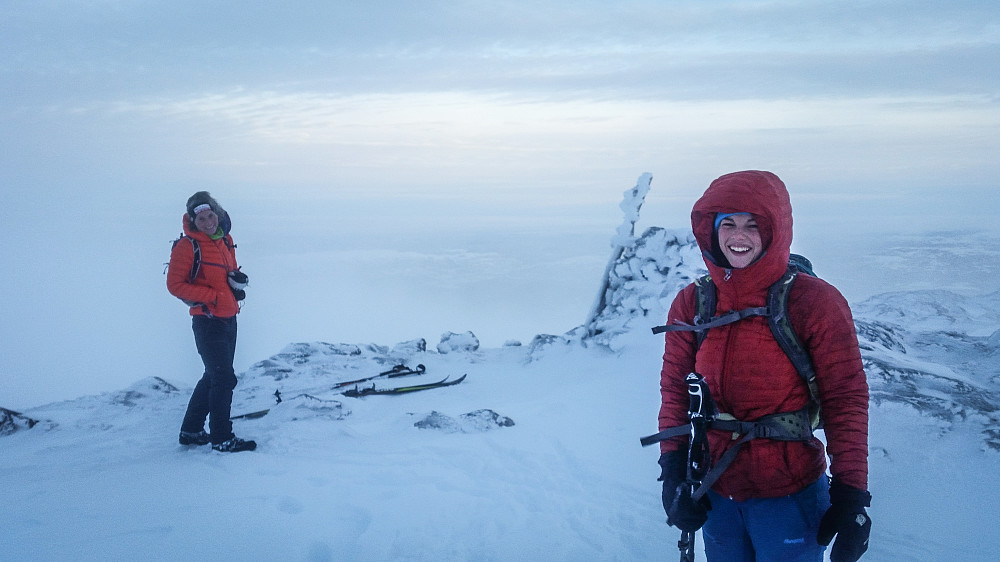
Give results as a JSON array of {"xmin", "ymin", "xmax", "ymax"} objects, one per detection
[
  {"xmin": 180, "ymin": 315, "xmax": 238, "ymax": 444},
  {"xmin": 702, "ymin": 475, "xmax": 831, "ymax": 562}
]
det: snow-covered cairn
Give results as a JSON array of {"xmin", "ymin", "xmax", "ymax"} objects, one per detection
[{"xmin": 581, "ymin": 174, "xmax": 705, "ymax": 349}]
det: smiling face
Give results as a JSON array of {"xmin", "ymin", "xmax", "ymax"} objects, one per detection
[
  {"xmin": 193, "ymin": 209, "xmax": 219, "ymax": 235},
  {"xmin": 717, "ymin": 213, "xmax": 763, "ymax": 268}
]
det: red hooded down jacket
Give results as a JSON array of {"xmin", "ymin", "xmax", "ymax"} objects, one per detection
[
  {"xmin": 166, "ymin": 213, "xmax": 241, "ymax": 318},
  {"xmin": 658, "ymin": 171, "xmax": 868, "ymax": 501}
]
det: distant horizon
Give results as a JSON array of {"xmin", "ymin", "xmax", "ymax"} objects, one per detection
[{"xmin": 3, "ymin": 1, "xmax": 998, "ymax": 408}]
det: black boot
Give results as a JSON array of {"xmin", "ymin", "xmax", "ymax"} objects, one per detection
[
  {"xmin": 212, "ymin": 436, "xmax": 257, "ymax": 453},
  {"xmin": 179, "ymin": 430, "xmax": 210, "ymax": 446}
]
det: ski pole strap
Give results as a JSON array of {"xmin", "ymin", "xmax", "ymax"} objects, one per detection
[
  {"xmin": 652, "ymin": 307, "xmax": 769, "ymax": 335},
  {"xmin": 640, "ymin": 423, "xmax": 692, "ymax": 447}
]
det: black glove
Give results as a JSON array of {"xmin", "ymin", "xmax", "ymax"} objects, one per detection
[
  {"xmin": 228, "ymin": 269, "xmax": 248, "ymax": 301},
  {"xmin": 658, "ymin": 450, "xmax": 710, "ymax": 532},
  {"xmin": 817, "ymin": 479, "xmax": 872, "ymax": 562},
  {"xmin": 228, "ymin": 269, "xmax": 249, "ymax": 290}
]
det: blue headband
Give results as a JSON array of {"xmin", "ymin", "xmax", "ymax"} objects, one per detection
[{"xmin": 714, "ymin": 212, "xmax": 750, "ymax": 231}]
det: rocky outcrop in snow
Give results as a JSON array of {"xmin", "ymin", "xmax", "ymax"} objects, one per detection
[
  {"xmin": 413, "ymin": 409, "xmax": 515, "ymax": 433},
  {"xmin": 1, "ymin": 407, "xmax": 42, "ymax": 436},
  {"xmin": 437, "ymin": 331, "xmax": 480, "ymax": 354},
  {"xmin": 581, "ymin": 226, "xmax": 705, "ymax": 349}
]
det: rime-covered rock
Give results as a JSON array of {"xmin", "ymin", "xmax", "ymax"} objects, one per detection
[
  {"xmin": 414, "ymin": 409, "xmax": 515, "ymax": 433},
  {"xmin": 437, "ymin": 331, "xmax": 480, "ymax": 354},
  {"xmin": 582, "ymin": 227, "xmax": 705, "ymax": 348}
]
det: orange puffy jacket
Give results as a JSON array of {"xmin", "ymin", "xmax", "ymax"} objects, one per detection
[
  {"xmin": 658, "ymin": 171, "xmax": 868, "ymax": 501},
  {"xmin": 166, "ymin": 213, "xmax": 241, "ymax": 318}
]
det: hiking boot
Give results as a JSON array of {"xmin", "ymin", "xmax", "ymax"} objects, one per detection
[
  {"xmin": 212, "ymin": 436, "xmax": 257, "ymax": 453},
  {"xmin": 179, "ymin": 430, "xmax": 210, "ymax": 446}
]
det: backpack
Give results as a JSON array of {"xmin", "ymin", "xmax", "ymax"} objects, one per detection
[
  {"xmin": 165, "ymin": 235, "xmax": 206, "ymax": 310},
  {"xmin": 652, "ymin": 253, "xmax": 822, "ymax": 429},
  {"xmin": 170, "ymin": 235, "xmax": 202, "ymax": 283}
]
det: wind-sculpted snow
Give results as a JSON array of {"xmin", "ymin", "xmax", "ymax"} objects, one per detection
[
  {"xmin": 853, "ymin": 289, "xmax": 1000, "ymax": 337},
  {"xmin": 854, "ymin": 290, "xmax": 1000, "ymax": 450},
  {"xmin": 413, "ymin": 409, "xmax": 515, "ymax": 433}
]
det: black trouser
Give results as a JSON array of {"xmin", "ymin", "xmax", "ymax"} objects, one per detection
[{"xmin": 180, "ymin": 315, "xmax": 238, "ymax": 444}]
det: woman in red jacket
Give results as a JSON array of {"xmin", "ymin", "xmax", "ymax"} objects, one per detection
[
  {"xmin": 167, "ymin": 191, "xmax": 255, "ymax": 453},
  {"xmin": 657, "ymin": 171, "xmax": 870, "ymax": 561}
]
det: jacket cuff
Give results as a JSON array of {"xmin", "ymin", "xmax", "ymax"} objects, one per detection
[{"xmin": 829, "ymin": 478, "xmax": 871, "ymax": 509}]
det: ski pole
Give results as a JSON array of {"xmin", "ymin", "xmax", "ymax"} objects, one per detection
[
  {"xmin": 678, "ymin": 372, "xmax": 717, "ymax": 562},
  {"xmin": 679, "ymin": 529, "xmax": 695, "ymax": 562}
]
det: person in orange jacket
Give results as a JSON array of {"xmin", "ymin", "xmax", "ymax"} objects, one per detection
[
  {"xmin": 657, "ymin": 171, "xmax": 870, "ymax": 561},
  {"xmin": 167, "ymin": 191, "xmax": 255, "ymax": 453}
]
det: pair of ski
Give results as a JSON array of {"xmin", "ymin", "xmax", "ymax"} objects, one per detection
[
  {"xmin": 342, "ymin": 373, "xmax": 466, "ymax": 398},
  {"xmin": 330, "ymin": 363, "xmax": 427, "ymax": 390},
  {"xmin": 230, "ymin": 364, "xmax": 466, "ymax": 420},
  {"xmin": 332, "ymin": 363, "xmax": 466, "ymax": 397},
  {"xmin": 270, "ymin": 363, "xmax": 429, "ymax": 404},
  {"xmin": 331, "ymin": 363, "xmax": 466, "ymax": 398}
]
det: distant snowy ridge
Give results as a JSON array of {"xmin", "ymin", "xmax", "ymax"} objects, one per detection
[{"xmin": 854, "ymin": 291, "xmax": 1000, "ymax": 450}]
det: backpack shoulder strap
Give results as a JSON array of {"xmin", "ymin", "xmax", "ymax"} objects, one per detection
[
  {"xmin": 766, "ymin": 269, "xmax": 822, "ymax": 428},
  {"xmin": 651, "ymin": 274, "xmax": 768, "ymax": 337},
  {"xmin": 692, "ymin": 274, "xmax": 716, "ymax": 349},
  {"xmin": 650, "ymin": 274, "xmax": 717, "ymax": 339},
  {"xmin": 171, "ymin": 235, "xmax": 201, "ymax": 283}
]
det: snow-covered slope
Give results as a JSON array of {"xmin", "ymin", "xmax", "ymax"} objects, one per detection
[
  {"xmin": 3, "ymin": 181, "xmax": 999, "ymax": 561},
  {"xmin": 854, "ymin": 290, "xmax": 1000, "ymax": 451}
]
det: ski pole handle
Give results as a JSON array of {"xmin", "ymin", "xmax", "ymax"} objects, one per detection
[{"xmin": 685, "ymin": 372, "xmax": 717, "ymax": 421}]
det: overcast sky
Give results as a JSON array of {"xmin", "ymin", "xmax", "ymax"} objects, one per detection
[{"xmin": 3, "ymin": 1, "xmax": 999, "ymax": 407}]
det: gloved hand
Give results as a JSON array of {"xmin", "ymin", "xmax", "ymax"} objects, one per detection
[
  {"xmin": 228, "ymin": 269, "xmax": 248, "ymax": 301},
  {"xmin": 228, "ymin": 269, "xmax": 249, "ymax": 290},
  {"xmin": 658, "ymin": 450, "xmax": 710, "ymax": 532},
  {"xmin": 817, "ymin": 479, "xmax": 872, "ymax": 562}
]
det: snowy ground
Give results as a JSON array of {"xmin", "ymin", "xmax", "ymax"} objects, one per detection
[
  {"xmin": 3, "ymin": 337, "xmax": 667, "ymax": 561},
  {"xmin": 2, "ymin": 319, "xmax": 998, "ymax": 561}
]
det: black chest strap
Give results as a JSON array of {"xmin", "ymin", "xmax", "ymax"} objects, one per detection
[{"xmin": 651, "ymin": 306, "xmax": 768, "ymax": 335}]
